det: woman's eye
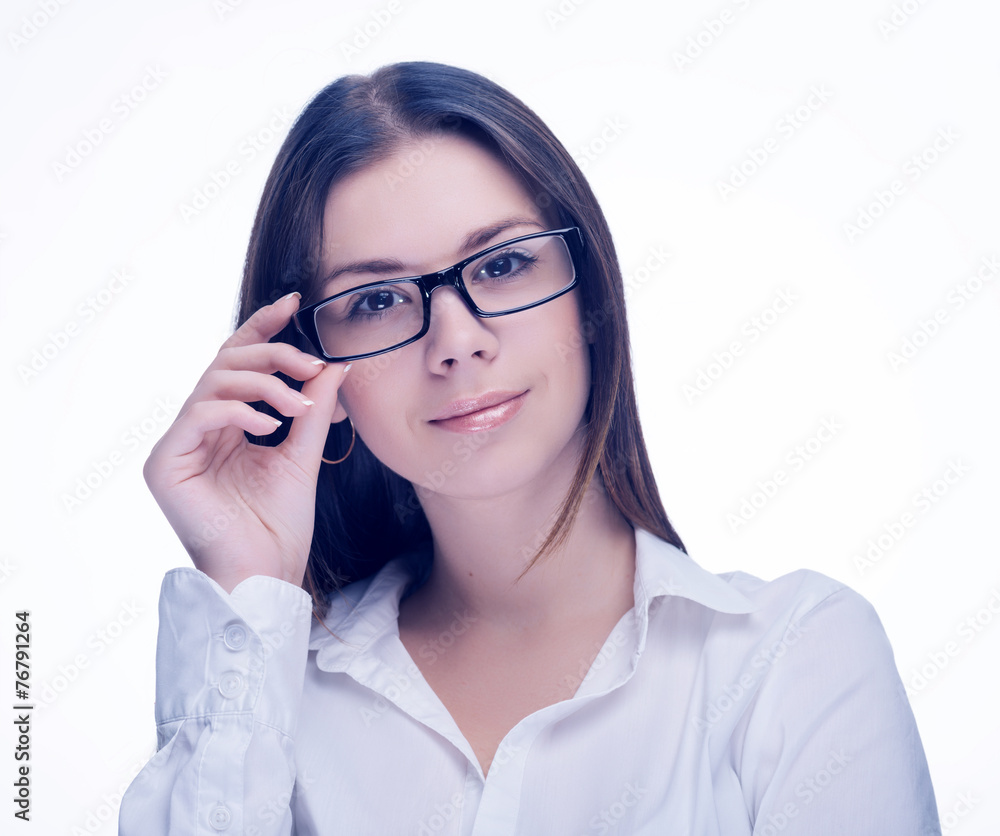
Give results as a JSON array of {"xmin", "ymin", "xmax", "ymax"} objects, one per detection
[
  {"xmin": 473, "ymin": 251, "xmax": 535, "ymax": 282},
  {"xmin": 349, "ymin": 287, "xmax": 411, "ymax": 317},
  {"xmin": 361, "ymin": 290, "xmax": 400, "ymax": 310}
]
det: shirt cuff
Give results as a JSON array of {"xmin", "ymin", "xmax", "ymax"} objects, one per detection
[{"xmin": 153, "ymin": 567, "xmax": 314, "ymax": 736}]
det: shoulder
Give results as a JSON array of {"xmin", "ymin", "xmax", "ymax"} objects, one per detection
[
  {"xmin": 722, "ymin": 566, "xmax": 880, "ymax": 634},
  {"xmin": 637, "ymin": 529, "xmax": 881, "ymax": 650},
  {"xmin": 711, "ymin": 572, "xmax": 935, "ymax": 824},
  {"xmin": 640, "ymin": 536, "xmax": 897, "ymax": 692},
  {"xmin": 685, "ymin": 565, "xmax": 908, "ymax": 728},
  {"xmin": 710, "ymin": 567, "xmax": 893, "ymax": 674}
]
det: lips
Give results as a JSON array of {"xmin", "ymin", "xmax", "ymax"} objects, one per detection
[{"xmin": 429, "ymin": 390, "xmax": 528, "ymax": 433}]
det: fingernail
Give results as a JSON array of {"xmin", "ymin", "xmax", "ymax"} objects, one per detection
[
  {"xmin": 280, "ymin": 291, "xmax": 302, "ymax": 302},
  {"xmin": 297, "ymin": 394, "xmax": 315, "ymax": 406},
  {"xmin": 311, "ymin": 359, "xmax": 327, "ymax": 366},
  {"xmin": 343, "ymin": 363, "xmax": 353, "ymax": 375}
]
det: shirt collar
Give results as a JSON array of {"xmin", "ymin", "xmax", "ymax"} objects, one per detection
[
  {"xmin": 310, "ymin": 527, "xmax": 757, "ymax": 669},
  {"xmin": 632, "ymin": 527, "xmax": 757, "ymax": 615}
]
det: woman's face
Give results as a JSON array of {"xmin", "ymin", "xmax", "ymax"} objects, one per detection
[{"xmin": 320, "ymin": 133, "xmax": 592, "ymax": 502}]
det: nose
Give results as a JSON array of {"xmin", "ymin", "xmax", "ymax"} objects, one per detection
[{"xmin": 423, "ymin": 284, "xmax": 499, "ymax": 371}]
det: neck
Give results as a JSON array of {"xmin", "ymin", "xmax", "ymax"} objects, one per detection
[{"xmin": 402, "ymin": 446, "xmax": 637, "ymax": 636}]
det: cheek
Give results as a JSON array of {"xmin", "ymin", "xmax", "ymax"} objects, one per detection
[
  {"xmin": 337, "ymin": 354, "xmax": 417, "ymax": 463},
  {"xmin": 342, "ymin": 349, "xmax": 408, "ymax": 396},
  {"xmin": 538, "ymin": 298, "xmax": 592, "ymax": 384},
  {"xmin": 551, "ymin": 303, "xmax": 593, "ymax": 423}
]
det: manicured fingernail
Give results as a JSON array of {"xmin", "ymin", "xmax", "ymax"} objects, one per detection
[
  {"xmin": 297, "ymin": 394, "xmax": 315, "ymax": 406},
  {"xmin": 269, "ymin": 416, "xmax": 283, "ymax": 427},
  {"xmin": 280, "ymin": 291, "xmax": 301, "ymax": 302},
  {"xmin": 311, "ymin": 359, "xmax": 327, "ymax": 366},
  {"xmin": 343, "ymin": 363, "xmax": 353, "ymax": 374}
]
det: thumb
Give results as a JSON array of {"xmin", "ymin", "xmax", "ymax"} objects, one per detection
[{"xmin": 284, "ymin": 362, "xmax": 353, "ymax": 471}]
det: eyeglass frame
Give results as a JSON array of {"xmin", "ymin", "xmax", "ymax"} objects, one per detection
[{"xmin": 292, "ymin": 226, "xmax": 586, "ymax": 362}]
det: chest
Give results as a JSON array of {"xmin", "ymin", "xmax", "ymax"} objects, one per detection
[{"xmin": 397, "ymin": 620, "xmax": 618, "ymax": 775}]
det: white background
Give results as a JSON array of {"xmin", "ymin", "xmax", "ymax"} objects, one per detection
[{"xmin": 1, "ymin": 0, "xmax": 997, "ymax": 832}]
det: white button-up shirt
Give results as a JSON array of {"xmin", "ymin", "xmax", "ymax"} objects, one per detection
[{"xmin": 120, "ymin": 528, "xmax": 940, "ymax": 834}]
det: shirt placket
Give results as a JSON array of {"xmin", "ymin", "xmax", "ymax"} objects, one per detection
[{"xmin": 468, "ymin": 607, "xmax": 648, "ymax": 835}]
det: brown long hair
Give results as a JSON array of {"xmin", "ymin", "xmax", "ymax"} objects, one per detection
[{"xmin": 237, "ymin": 62, "xmax": 685, "ymax": 614}]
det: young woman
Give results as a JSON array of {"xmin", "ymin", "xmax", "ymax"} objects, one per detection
[{"xmin": 120, "ymin": 62, "xmax": 940, "ymax": 834}]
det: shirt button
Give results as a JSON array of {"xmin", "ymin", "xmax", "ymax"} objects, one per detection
[
  {"xmin": 223, "ymin": 624, "xmax": 247, "ymax": 650},
  {"xmin": 218, "ymin": 671, "xmax": 245, "ymax": 699},
  {"xmin": 209, "ymin": 804, "xmax": 232, "ymax": 829}
]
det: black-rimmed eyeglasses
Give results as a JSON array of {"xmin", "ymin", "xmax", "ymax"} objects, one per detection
[{"xmin": 293, "ymin": 227, "xmax": 585, "ymax": 362}]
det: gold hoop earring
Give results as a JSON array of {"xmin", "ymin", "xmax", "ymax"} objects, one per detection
[{"xmin": 321, "ymin": 418, "xmax": 355, "ymax": 465}]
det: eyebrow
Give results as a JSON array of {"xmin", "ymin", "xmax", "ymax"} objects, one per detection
[{"xmin": 321, "ymin": 216, "xmax": 546, "ymax": 287}]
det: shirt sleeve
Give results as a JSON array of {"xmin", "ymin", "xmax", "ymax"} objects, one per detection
[
  {"xmin": 119, "ymin": 568, "xmax": 314, "ymax": 836},
  {"xmin": 739, "ymin": 585, "xmax": 941, "ymax": 835}
]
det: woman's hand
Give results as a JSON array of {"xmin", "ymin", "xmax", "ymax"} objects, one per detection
[{"xmin": 143, "ymin": 292, "xmax": 350, "ymax": 593}]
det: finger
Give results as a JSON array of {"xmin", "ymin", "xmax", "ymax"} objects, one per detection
[
  {"xmin": 191, "ymin": 369, "xmax": 318, "ymax": 419},
  {"xmin": 214, "ymin": 341, "xmax": 327, "ymax": 379},
  {"xmin": 282, "ymin": 361, "xmax": 353, "ymax": 469},
  {"xmin": 221, "ymin": 291, "xmax": 303, "ymax": 352},
  {"xmin": 155, "ymin": 400, "xmax": 283, "ymax": 462}
]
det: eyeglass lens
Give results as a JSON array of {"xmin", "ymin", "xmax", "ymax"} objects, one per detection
[{"xmin": 313, "ymin": 234, "xmax": 575, "ymax": 358}]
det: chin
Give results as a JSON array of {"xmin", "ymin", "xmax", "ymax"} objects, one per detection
[{"xmin": 412, "ymin": 427, "xmax": 586, "ymax": 505}]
